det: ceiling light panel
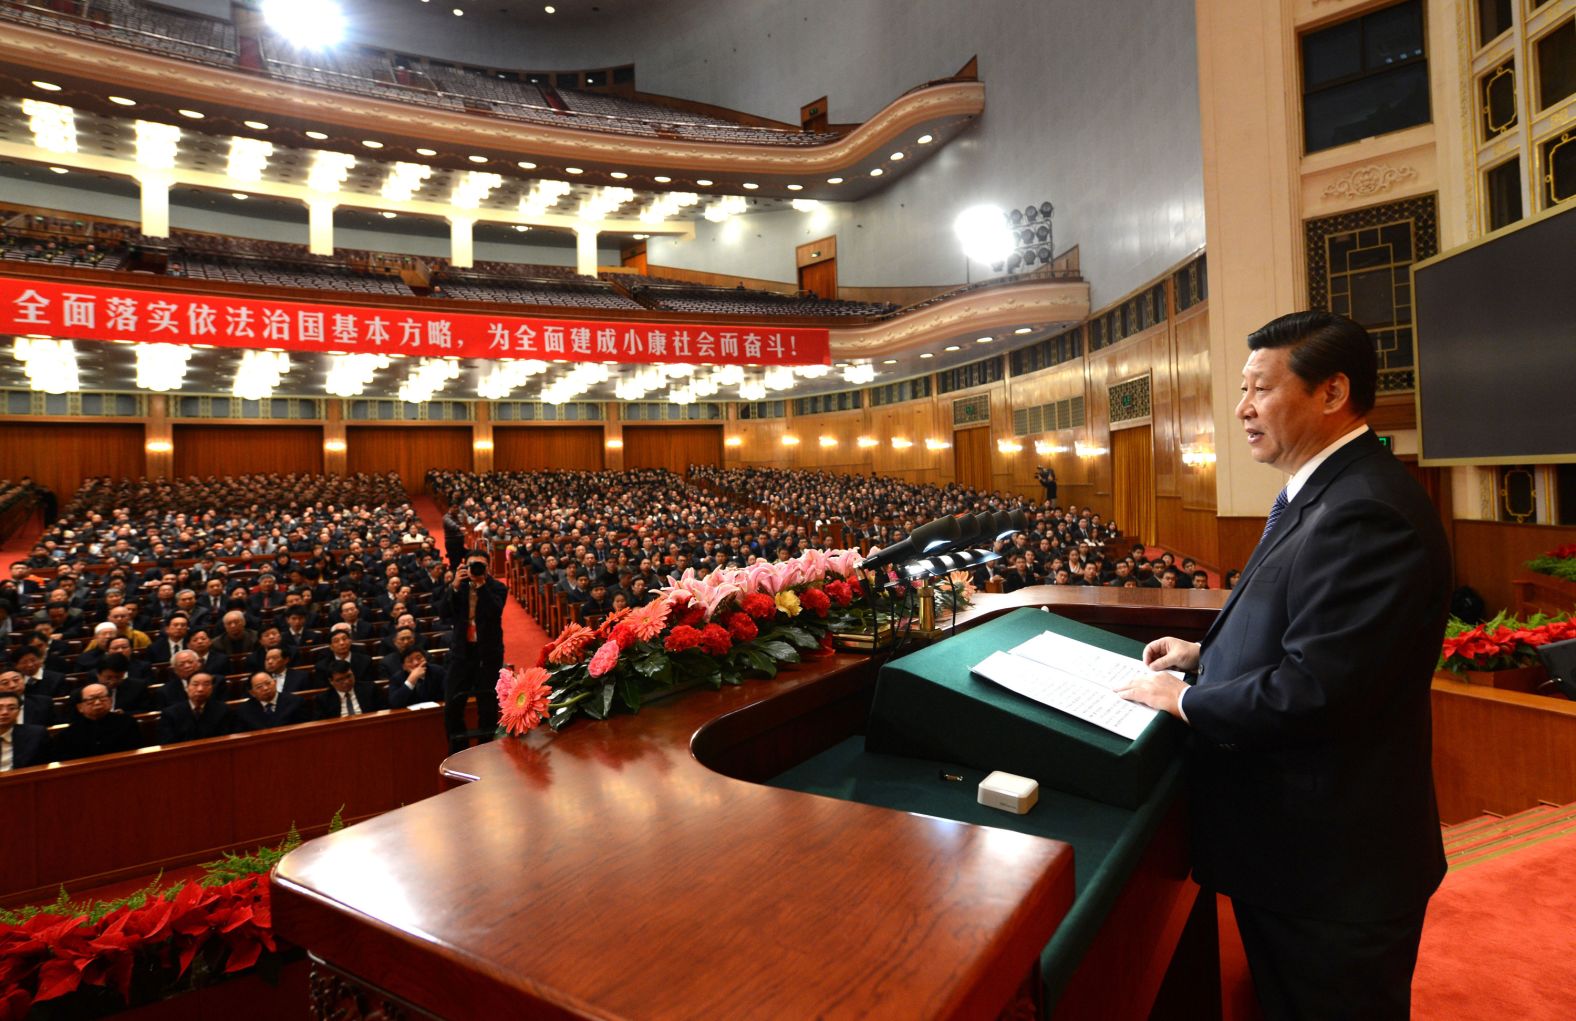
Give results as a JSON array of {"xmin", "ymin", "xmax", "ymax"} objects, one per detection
[
  {"xmin": 226, "ymin": 136, "xmax": 274, "ymax": 182},
  {"xmin": 22, "ymin": 99, "xmax": 77, "ymax": 154}
]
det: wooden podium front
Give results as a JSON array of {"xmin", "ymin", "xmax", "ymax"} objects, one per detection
[{"xmin": 272, "ymin": 594, "xmax": 1222, "ymax": 1020}]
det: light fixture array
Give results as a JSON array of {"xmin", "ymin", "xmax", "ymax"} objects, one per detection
[
  {"xmin": 307, "ymin": 150, "xmax": 356, "ymax": 192},
  {"xmin": 226, "ymin": 136, "xmax": 274, "ymax": 183},
  {"xmin": 232, "ymin": 349, "xmax": 291, "ymax": 400},
  {"xmin": 133, "ymin": 343, "xmax": 194, "ymax": 391},
  {"xmin": 476, "ymin": 358, "xmax": 548, "ymax": 399},
  {"xmin": 324, "ymin": 352, "xmax": 390, "ymax": 396},
  {"xmin": 381, "ymin": 162, "xmax": 433, "ymax": 202},
  {"xmin": 396, "ymin": 357, "xmax": 462, "ymax": 403},
  {"xmin": 12, "ymin": 337, "xmax": 79, "ymax": 393},
  {"xmin": 133, "ymin": 120, "xmax": 181, "ymax": 169},
  {"xmin": 22, "ymin": 100, "xmax": 77, "ymax": 154},
  {"xmin": 451, "ymin": 170, "xmax": 503, "ymax": 209}
]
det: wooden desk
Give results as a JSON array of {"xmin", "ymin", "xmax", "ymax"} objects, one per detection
[{"xmin": 273, "ymin": 654, "xmax": 1077, "ymax": 1020}]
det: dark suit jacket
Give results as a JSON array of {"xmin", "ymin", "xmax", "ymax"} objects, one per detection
[
  {"xmin": 4, "ymin": 723, "xmax": 49, "ymax": 770},
  {"xmin": 146, "ymin": 637, "xmax": 190, "ymax": 665},
  {"xmin": 23, "ymin": 670, "xmax": 67, "ymax": 700},
  {"xmin": 54, "ymin": 712, "xmax": 143, "ymax": 761},
  {"xmin": 388, "ymin": 664, "xmax": 445, "ymax": 708},
  {"xmin": 16, "ymin": 691, "xmax": 57, "ymax": 727},
  {"xmin": 1183, "ymin": 431, "xmax": 1450, "ymax": 923},
  {"xmin": 313, "ymin": 651, "xmax": 373, "ymax": 687},
  {"xmin": 314, "ymin": 682, "xmax": 385, "ymax": 718},
  {"xmin": 231, "ymin": 692, "xmax": 313, "ymax": 731},
  {"xmin": 104, "ymin": 676, "xmax": 153, "ymax": 715},
  {"xmin": 445, "ymin": 576, "xmax": 507, "ymax": 665},
  {"xmin": 157, "ymin": 699, "xmax": 233, "ymax": 744}
]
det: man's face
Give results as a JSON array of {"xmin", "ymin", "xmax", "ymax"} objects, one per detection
[
  {"xmin": 250, "ymin": 673, "xmax": 277, "ymax": 702},
  {"xmin": 341, "ymin": 603, "xmax": 360, "ymax": 623},
  {"xmin": 77, "ymin": 684, "xmax": 111, "ymax": 721},
  {"xmin": 265, "ymin": 648, "xmax": 289, "ymax": 674},
  {"xmin": 0, "ymin": 696, "xmax": 18, "ymax": 729},
  {"xmin": 1160, "ymin": 571, "xmax": 1178, "ymax": 589},
  {"xmin": 108, "ymin": 637, "xmax": 133, "ymax": 658},
  {"xmin": 98, "ymin": 669, "xmax": 126, "ymax": 690},
  {"xmin": 330, "ymin": 671, "xmax": 356, "ymax": 693},
  {"xmin": 0, "ymin": 672, "xmax": 23, "ymax": 695},
  {"xmin": 187, "ymin": 674, "xmax": 214, "ymax": 706},
  {"xmin": 15, "ymin": 653, "xmax": 41, "ymax": 676},
  {"xmin": 189, "ymin": 630, "xmax": 212, "ymax": 654},
  {"xmin": 166, "ymin": 617, "xmax": 189, "ymax": 641},
  {"xmin": 395, "ymin": 630, "xmax": 415, "ymax": 651},
  {"xmin": 1237, "ymin": 345, "xmax": 1342, "ymax": 472},
  {"xmin": 224, "ymin": 614, "xmax": 245, "ymax": 636},
  {"xmin": 207, "ymin": 579, "xmax": 223, "ymax": 596},
  {"xmin": 177, "ymin": 591, "xmax": 197, "ymax": 610},
  {"xmin": 330, "ymin": 633, "xmax": 351, "ymax": 656},
  {"xmin": 1082, "ymin": 564, "xmax": 1098, "ymax": 581},
  {"xmin": 173, "ymin": 651, "xmax": 200, "ymax": 679}
]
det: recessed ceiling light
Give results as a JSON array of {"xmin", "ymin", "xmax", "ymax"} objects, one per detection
[
  {"xmin": 517, "ymin": 160, "xmax": 537, "ymax": 169},
  {"xmin": 1014, "ymin": 327, "xmax": 1032, "ymax": 335},
  {"xmin": 632, "ymin": 233, "xmax": 648, "ymax": 240},
  {"xmin": 944, "ymin": 345, "xmax": 961, "ymax": 352},
  {"xmin": 243, "ymin": 119, "xmax": 269, "ymax": 130},
  {"xmin": 109, "ymin": 96, "xmax": 137, "ymax": 107},
  {"xmin": 882, "ymin": 358, "xmax": 897, "ymax": 365},
  {"xmin": 362, "ymin": 140, "xmax": 384, "ymax": 149},
  {"xmin": 975, "ymin": 336, "xmax": 992, "ymax": 343},
  {"xmin": 826, "ymin": 176, "xmax": 843, "ymax": 184},
  {"xmin": 565, "ymin": 166, "xmax": 583, "ymax": 174},
  {"xmin": 786, "ymin": 183, "xmax": 803, "ymax": 191},
  {"xmin": 609, "ymin": 171, "xmax": 628, "ymax": 179},
  {"xmin": 48, "ymin": 166, "xmax": 68, "ymax": 174},
  {"xmin": 468, "ymin": 154, "xmax": 488, "ymax": 163},
  {"xmin": 917, "ymin": 134, "xmax": 934, "ymax": 144},
  {"xmin": 890, "ymin": 151, "xmax": 905, "ymax": 160},
  {"xmin": 452, "ymin": 7, "xmax": 464, "ymax": 15},
  {"xmin": 513, "ymin": 224, "xmax": 530, "ymax": 231},
  {"xmin": 231, "ymin": 192, "xmax": 248, "ymax": 200},
  {"xmin": 416, "ymin": 147, "xmax": 437, "ymax": 156},
  {"xmin": 869, "ymin": 168, "xmax": 884, "ymax": 177},
  {"xmin": 653, "ymin": 175, "xmax": 671, "ymax": 183},
  {"xmin": 305, "ymin": 130, "xmax": 328, "ymax": 140},
  {"xmin": 382, "ymin": 211, "xmax": 397, "ymax": 218},
  {"xmin": 742, "ymin": 182, "xmax": 758, "ymax": 190},
  {"xmin": 919, "ymin": 352, "xmax": 934, "ymax": 359},
  {"xmin": 544, "ymin": 4, "xmax": 555, "ymax": 11},
  {"xmin": 695, "ymin": 178, "xmax": 712, "ymax": 186},
  {"xmin": 178, "ymin": 109, "xmax": 204, "ymax": 119},
  {"xmin": 32, "ymin": 81, "xmax": 61, "ymax": 92}
]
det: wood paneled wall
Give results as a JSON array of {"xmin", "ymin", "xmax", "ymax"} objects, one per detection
[
  {"xmin": 493, "ymin": 426, "xmax": 606, "ymax": 473},
  {"xmin": 622, "ymin": 425, "xmax": 723, "ymax": 476},
  {"xmin": 1453, "ymin": 519, "xmax": 1576, "ymax": 616},
  {"xmin": 345, "ymin": 426, "xmax": 474, "ymax": 493},
  {"xmin": 0, "ymin": 422, "xmax": 145, "ymax": 500},
  {"xmin": 172, "ymin": 425, "xmax": 324, "ymax": 479},
  {"xmin": 726, "ymin": 402, "xmax": 955, "ymax": 488}
]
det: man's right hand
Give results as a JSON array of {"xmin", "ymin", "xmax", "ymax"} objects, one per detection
[{"xmin": 1142, "ymin": 636, "xmax": 1201, "ymax": 673}]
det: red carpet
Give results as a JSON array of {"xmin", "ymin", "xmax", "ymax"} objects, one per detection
[{"xmin": 409, "ymin": 496, "xmax": 548, "ymax": 669}]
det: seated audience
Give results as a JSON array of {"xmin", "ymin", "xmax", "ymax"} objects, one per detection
[
  {"xmin": 232, "ymin": 671, "xmax": 313, "ymax": 731},
  {"xmin": 0, "ymin": 690, "xmax": 49, "ymax": 772},
  {"xmin": 54, "ymin": 684, "xmax": 143, "ymax": 761},
  {"xmin": 156, "ymin": 672, "xmax": 230, "ymax": 744},
  {"xmin": 315, "ymin": 663, "xmax": 384, "ymax": 718}
]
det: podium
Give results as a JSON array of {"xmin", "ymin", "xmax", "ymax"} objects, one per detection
[{"xmin": 272, "ymin": 595, "xmax": 1220, "ymax": 1020}]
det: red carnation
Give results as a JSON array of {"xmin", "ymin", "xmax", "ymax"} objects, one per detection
[
  {"xmin": 699, "ymin": 623, "xmax": 733, "ymax": 656},
  {"xmin": 664, "ymin": 625, "xmax": 703, "ymax": 653},
  {"xmin": 800, "ymin": 587, "xmax": 831, "ymax": 618},
  {"xmin": 726, "ymin": 611, "xmax": 758, "ymax": 643},
  {"xmin": 610, "ymin": 621, "xmax": 638, "ymax": 650},
  {"xmin": 678, "ymin": 604, "xmax": 707, "ymax": 629},
  {"xmin": 741, "ymin": 592, "xmax": 776, "ymax": 620},
  {"xmin": 824, "ymin": 580, "xmax": 854, "ymax": 607}
]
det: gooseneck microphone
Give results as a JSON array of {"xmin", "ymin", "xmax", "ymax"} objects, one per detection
[{"xmin": 859, "ymin": 515, "xmax": 963, "ymax": 572}]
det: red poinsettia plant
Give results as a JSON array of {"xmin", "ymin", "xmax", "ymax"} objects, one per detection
[
  {"xmin": 1438, "ymin": 611, "xmax": 1576, "ymax": 673},
  {"xmin": 1526, "ymin": 544, "xmax": 1576, "ymax": 584}
]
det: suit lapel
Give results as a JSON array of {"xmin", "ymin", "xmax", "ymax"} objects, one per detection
[{"xmin": 1203, "ymin": 431, "xmax": 1383, "ymax": 647}]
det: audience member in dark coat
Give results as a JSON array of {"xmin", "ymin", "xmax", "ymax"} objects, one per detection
[
  {"xmin": 12, "ymin": 648, "xmax": 66, "ymax": 700},
  {"xmin": 53, "ymin": 683, "xmax": 143, "ymax": 761},
  {"xmin": 0, "ymin": 691, "xmax": 49, "ymax": 771},
  {"xmin": 93, "ymin": 654, "xmax": 153, "ymax": 715},
  {"xmin": 314, "ymin": 664, "xmax": 385, "ymax": 719},
  {"xmin": 230, "ymin": 672, "xmax": 313, "ymax": 731},
  {"xmin": 313, "ymin": 631, "xmax": 373, "ymax": 687},
  {"xmin": 260, "ymin": 648, "xmax": 314, "ymax": 696},
  {"xmin": 156, "ymin": 673, "xmax": 232, "ymax": 744},
  {"xmin": 388, "ymin": 648, "xmax": 445, "ymax": 709}
]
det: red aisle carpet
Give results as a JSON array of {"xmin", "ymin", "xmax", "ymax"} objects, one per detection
[{"xmin": 410, "ymin": 495, "xmax": 548, "ymax": 669}]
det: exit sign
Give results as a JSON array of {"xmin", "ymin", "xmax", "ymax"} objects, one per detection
[{"xmin": 1377, "ymin": 435, "xmax": 1393, "ymax": 449}]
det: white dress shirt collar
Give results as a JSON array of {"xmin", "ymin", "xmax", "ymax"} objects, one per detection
[{"xmin": 1286, "ymin": 425, "xmax": 1369, "ymax": 502}]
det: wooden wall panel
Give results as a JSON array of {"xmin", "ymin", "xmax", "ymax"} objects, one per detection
[
  {"xmin": 172, "ymin": 425, "xmax": 324, "ymax": 479},
  {"xmin": 1173, "ymin": 306, "xmax": 1216, "ymax": 513},
  {"xmin": 346, "ymin": 426, "xmax": 473, "ymax": 493},
  {"xmin": 622, "ymin": 425, "xmax": 723, "ymax": 476},
  {"xmin": 1431, "ymin": 680, "xmax": 1576, "ymax": 823},
  {"xmin": 1217, "ymin": 516, "xmax": 1266, "ymax": 575},
  {"xmin": 1156, "ymin": 497, "xmax": 1222, "ymax": 568},
  {"xmin": 0, "ymin": 422, "xmax": 145, "ymax": 500},
  {"xmin": 494, "ymin": 426, "xmax": 605, "ymax": 473},
  {"xmin": 953, "ymin": 426, "xmax": 992, "ymax": 492},
  {"xmin": 1006, "ymin": 362, "xmax": 1092, "ymax": 507},
  {"xmin": 1452, "ymin": 519, "xmax": 1576, "ymax": 616}
]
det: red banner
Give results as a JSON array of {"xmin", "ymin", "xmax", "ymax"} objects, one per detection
[{"xmin": 0, "ymin": 276, "xmax": 831, "ymax": 365}]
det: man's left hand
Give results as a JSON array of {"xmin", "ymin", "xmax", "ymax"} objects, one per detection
[{"xmin": 1115, "ymin": 673, "xmax": 1190, "ymax": 721}]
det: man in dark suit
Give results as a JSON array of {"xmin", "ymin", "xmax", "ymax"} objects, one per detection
[
  {"xmin": 279, "ymin": 606, "xmax": 320, "ymax": 654},
  {"xmin": 0, "ymin": 690, "xmax": 49, "ymax": 771},
  {"xmin": 54, "ymin": 683, "xmax": 143, "ymax": 761},
  {"xmin": 1118, "ymin": 312, "xmax": 1450, "ymax": 1021},
  {"xmin": 147, "ymin": 613, "xmax": 193, "ymax": 665},
  {"xmin": 231, "ymin": 671, "xmax": 313, "ymax": 731},
  {"xmin": 0, "ymin": 669, "xmax": 55, "ymax": 727},
  {"xmin": 314, "ymin": 663, "xmax": 385, "ymax": 719},
  {"xmin": 388, "ymin": 647, "xmax": 445, "ymax": 709},
  {"xmin": 442, "ymin": 550, "xmax": 505, "ymax": 752},
  {"xmin": 260, "ymin": 647, "xmax": 314, "ymax": 696},
  {"xmin": 313, "ymin": 629, "xmax": 374, "ymax": 687},
  {"xmin": 157, "ymin": 672, "xmax": 232, "ymax": 744},
  {"xmin": 12, "ymin": 647, "xmax": 66, "ymax": 700},
  {"xmin": 93, "ymin": 654, "xmax": 152, "ymax": 715}
]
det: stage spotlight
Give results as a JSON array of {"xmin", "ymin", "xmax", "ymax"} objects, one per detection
[
  {"xmin": 263, "ymin": 0, "xmax": 346, "ymax": 48},
  {"xmin": 953, "ymin": 204, "xmax": 1012, "ymax": 265}
]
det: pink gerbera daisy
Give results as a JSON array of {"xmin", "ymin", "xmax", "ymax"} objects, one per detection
[
  {"xmin": 547, "ymin": 623, "xmax": 596, "ymax": 664},
  {"xmin": 625, "ymin": 598, "xmax": 673, "ymax": 642},
  {"xmin": 498, "ymin": 667, "xmax": 553, "ymax": 735}
]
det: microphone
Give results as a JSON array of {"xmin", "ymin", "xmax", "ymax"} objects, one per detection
[{"xmin": 860, "ymin": 515, "xmax": 962, "ymax": 571}]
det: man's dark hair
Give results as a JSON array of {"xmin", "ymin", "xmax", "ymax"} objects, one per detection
[
  {"xmin": 1247, "ymin": 310, "xmax": 1377, "ymax": 415},
  {"xmin": 0, "ymin": 690, "xmax": 21, "ymax": 708}
]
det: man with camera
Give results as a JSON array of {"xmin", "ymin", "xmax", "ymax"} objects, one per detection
[{"xmin": 442, "ymin": 550, "xmax": 506, "ymax": 752}]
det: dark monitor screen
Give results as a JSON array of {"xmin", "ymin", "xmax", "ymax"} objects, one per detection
[{"xmin": 1413, "ymin": 205, "xmax": 1576, "ymax": 465}]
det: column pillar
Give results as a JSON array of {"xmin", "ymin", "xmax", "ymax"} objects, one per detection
[
  {"xmin": 137, "ymin": 171, "xmax": 172, "ymax": 238},
  {"xmin": 144, "ymin": 394, "xmax": 174, "ymax": 478},
  {"xmin": 603, "ymin": 405, "xmax": 624, "ymax": 470},
  {"xmin": 575, "ymin": 226, "xmax": 599, "ymax": 277},
  {"xmin": 307, "ymin": 200, "xmax": 337, "ymax": 256},
  {"xmin": 449, "ymin": 216, "xmax": 475, "ymax": 269},
  {"xmin": 323, "ymin": 400, "xmax": 348, "ymax": 475},
  {"xmin": 473, "ymin": 402, "xmax": 494, "ymax": 473}
]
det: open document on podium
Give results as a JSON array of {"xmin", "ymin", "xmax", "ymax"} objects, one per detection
[{"xmin": 970, "ymin": 630, "xmax": 1180, "ymax": 741}]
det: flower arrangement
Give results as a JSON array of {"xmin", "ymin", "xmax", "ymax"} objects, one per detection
[
  {"xmin": 1526, "ymin": 543, "xmax": 1576, "ymax": 584},
  {"xmin": 500, "ymin": 548, "xmax": 868, "ymax": 734},
  {"xmin": 0, "ymin": 813, "xmax": 342, "ymax": 1020},
  {"xmin": 1438, "ymin": 611, "xmax": 1576, "ymax": 673}
]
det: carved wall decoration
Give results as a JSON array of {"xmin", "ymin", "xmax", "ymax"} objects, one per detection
[
  {"xmin": 1108, "ymin": 374, "xmax": 1153, "ymax": 429},
  {"xmin": 1321, "ymin": 164, "xmax": 1420, "ymax": 200}
]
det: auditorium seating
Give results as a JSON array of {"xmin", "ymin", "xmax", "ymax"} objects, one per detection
[
  {"xmin": 431, "ymin": 269, "xmax": 642, "ymax": 310},
  {"xmin": 638, "ymin": 283, "xmax": 896, "ymax": 317},
  {"xmin": 170, "ymin": 251, "xmax": 413, "ymax": 296},
  {"xmin": 4, "ymin": 0, "xmax": 238, "ymax": 64}
]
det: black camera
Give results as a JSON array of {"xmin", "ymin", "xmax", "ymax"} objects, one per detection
[{"xmin": 468, "ymin": 560, "xmax": 488, "ymax": 575}]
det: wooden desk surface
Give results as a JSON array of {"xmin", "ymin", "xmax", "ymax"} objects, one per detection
[
  {"xmin": 945, "ymin": 585, "xmax": 1227, "ymax": 643},
  {"xmin": 271, "ymin": 654, "xmax": 1077, "ymax": 1020}
]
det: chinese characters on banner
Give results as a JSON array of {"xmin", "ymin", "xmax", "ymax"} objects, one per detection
[{"xmin": 0, "ymin": 276, "xmax": 832, "ymax": 366}]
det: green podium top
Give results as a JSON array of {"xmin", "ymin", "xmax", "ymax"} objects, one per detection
[{"xmin": 864, "ymin": 606, "xmax": 1186, "ymax": 809}]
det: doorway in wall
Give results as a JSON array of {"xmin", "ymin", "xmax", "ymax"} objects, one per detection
[
  {"xmin": 1111, "ymin": 425, "xmax": 1155, "ymax": 545},
  {"xmin": 797, "ymin": 236, "xmax": 836, "ymax": 298}
]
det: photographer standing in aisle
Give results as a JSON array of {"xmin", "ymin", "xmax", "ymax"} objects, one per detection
[{"xmin": 442, "ymin": 550, "xmax": 505, "ymax": 753}]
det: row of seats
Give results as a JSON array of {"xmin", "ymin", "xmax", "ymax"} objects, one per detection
[
  {"xmin": 637, "ymin": 284, "xmax": 897, "ymax": 317},
  {"xmin": 1, "ymin": 237, "xmax": 127, "ymax": 272},
  {"xmin": 432, "ymin": 278, "xmax": 643, "ymax": 310},
  {"xmin": 6, "ymin": 0, "xmax": 237, "ymax": 63},
  {"xmin": 170, "ymin": 253, "xmax": 412, "ymax": 296}
]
